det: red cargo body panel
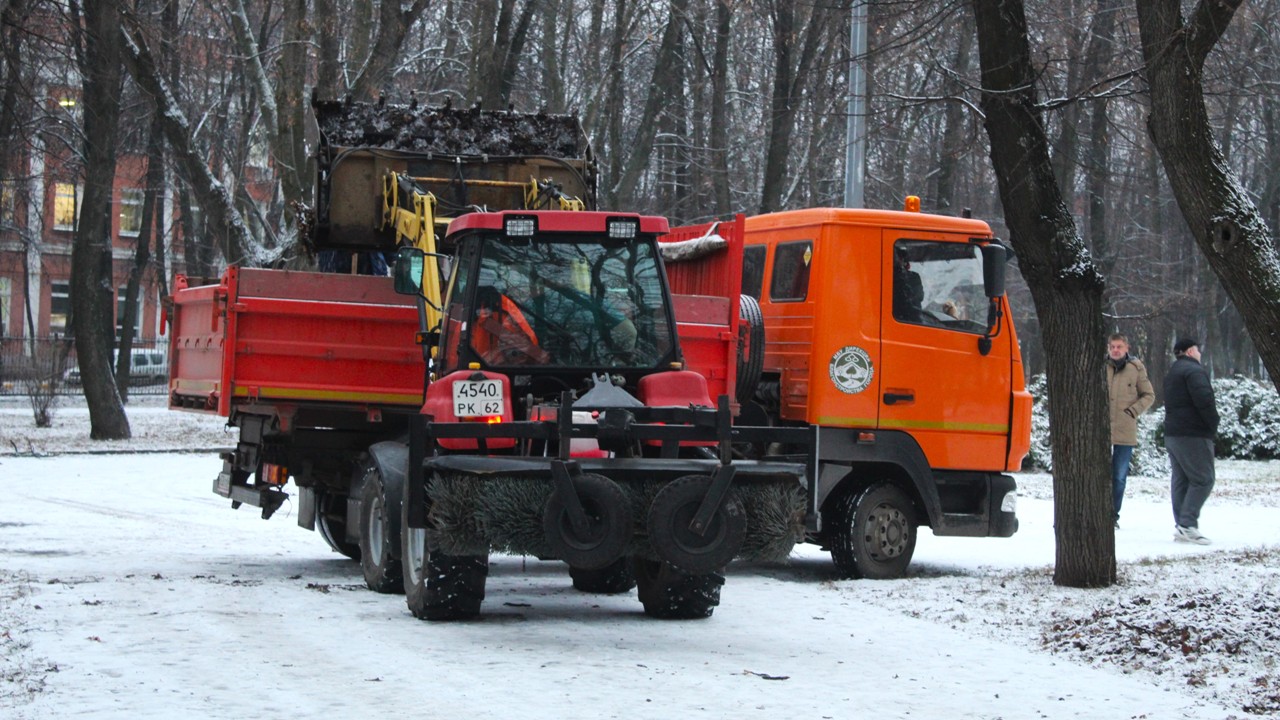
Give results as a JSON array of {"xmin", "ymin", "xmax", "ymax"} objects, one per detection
[
  {"xmin": 660, "ymin": 215, "xmax": 745, "ymax": 409},
  {"xmin": 168, "ymin": 268, "xmax": 425, "ymax": 416}
]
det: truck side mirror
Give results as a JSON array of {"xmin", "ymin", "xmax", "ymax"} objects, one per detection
[
  {"xmin": 981, "ymin": 243, "xmax": 1007, "ymax": 298},
  {"xmin": 393, "ymin": 247, "xmax": 426, "ymax": 295}
]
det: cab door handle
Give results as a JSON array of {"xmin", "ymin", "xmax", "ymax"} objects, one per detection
[{"xmin": 883, "ymin": 391, "xmax": 915, "ymax": 405}]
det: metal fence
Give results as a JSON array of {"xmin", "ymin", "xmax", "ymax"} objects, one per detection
[{"xmin": 0, "ymin": 336, "xmax": 169, "ymax": 397}]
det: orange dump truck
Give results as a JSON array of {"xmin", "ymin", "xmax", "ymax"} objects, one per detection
[{"xmin": 663, "ymin": 201, "xmax": 1032, "ymax": 579}]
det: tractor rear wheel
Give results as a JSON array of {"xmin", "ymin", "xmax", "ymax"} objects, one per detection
[
  {"xmin": 633, "ymin": 557, "xmax": 724, "ymax": 619},
  {"xmin": 315, "ymin": 491, "xmax": 360, "ymax": 561},
  {"xmin": 358, "ymin": 461, "xmax": 404, "ymax": 594}
]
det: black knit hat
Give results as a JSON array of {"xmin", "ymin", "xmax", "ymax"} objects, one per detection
[{"xmin": 1174, "ymin": 337, "xmax": 1199, "ymax": 354}]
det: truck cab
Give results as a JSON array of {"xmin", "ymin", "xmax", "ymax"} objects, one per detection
[{"xmin": 670, "ymin": 204, "xmax": 1032, "ymax": 579}]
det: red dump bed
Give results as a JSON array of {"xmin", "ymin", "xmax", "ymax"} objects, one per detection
[
  {"xmin": 661, "ymin": 215, "xmax": 746, "ymax": 408},
  {"xmin": 168, "ymin": 267, "xmax": 424, "ymax": 416}
]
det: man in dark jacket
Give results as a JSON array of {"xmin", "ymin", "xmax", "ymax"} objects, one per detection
[{"xmin": 1163, "ymin": 338, "xmax": 1219, "ymax": 545}]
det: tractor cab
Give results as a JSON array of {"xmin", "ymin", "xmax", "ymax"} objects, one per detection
[{"xmin": 396, "ymin": 210, "xmax": 682, "ymax": 416}]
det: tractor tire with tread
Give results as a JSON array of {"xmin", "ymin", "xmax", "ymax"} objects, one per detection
[
  {"xmin": 401, "ymin": 478, "xmax": 488, "ymax": 621},
  {"xmin": 633, "ymin": 557, "xmax": 724, "ymax": 619},
  {"xmin": 358, "ymin": 461, "xmax": 404, "ymax": 594},
  {"xmin": 569, "ymin": 557, "xmax": 636, "ymax": 594}
]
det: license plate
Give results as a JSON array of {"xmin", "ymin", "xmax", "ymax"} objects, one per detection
[{"xmin": 452, "ymin": 379, "xmax": 504, "ymax": 417}]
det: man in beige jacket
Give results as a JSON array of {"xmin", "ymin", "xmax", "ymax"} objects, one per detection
[{"xmin": 1108, "ymin": 333, "xmax": 1156, "ymax": 528}]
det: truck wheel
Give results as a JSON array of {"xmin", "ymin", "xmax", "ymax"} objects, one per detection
[
  {"xmin": 569, "ymin": 557, "xmax": 636, "ymax": 594},
  {"xmin": 543, "ymin": 473, "xmax": 631, "ymax": 571},
  {"xmin": 646, "ymin": 475, "xmax": 746, "ymax": 574},
  {"xmin": 316, "ymin": 492, "xmax": 360, "ymax": 561},
  {"xmin": 358, "ymin": 463, "xmax": 404, "ymax": 594},
  {"xmin": 401, "ymin": 485, "xmax": 488, "ymax": 621},
  {"xmin": 830, "ymin": 482, "xmax": 917, "ymax": 580},
  {"xmin": 736, "ymin": 295, "xmax": 765, "ymax": 404},
  {"xmin": 633, "ymin": 557, "xmax": 724, "ymax": 619}
]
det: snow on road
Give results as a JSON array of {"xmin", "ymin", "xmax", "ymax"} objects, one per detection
[
  {"xmin": 2, "ymin": 451, "xmax": 1275, "ymax": 719},
  {"xmin": 2, "ymin": 402, "xmax": 1278, "ymax": 718}
]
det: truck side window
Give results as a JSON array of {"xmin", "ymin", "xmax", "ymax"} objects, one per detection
[
  {"xmin": 892, "ymin": 239, "xmax": 988, "ymax": 334},
  {"xmin": 742, "ymin": 245, "xmax": 766, "ymax": 300},
  {"xmin": 769, "ymin": 241, "xmax": 812, "ymax": 302}
]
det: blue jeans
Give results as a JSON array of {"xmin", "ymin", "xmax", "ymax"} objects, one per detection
[{"xmin": 1112, "ymin": 444, "xmax": 1136, "ymax": 521}]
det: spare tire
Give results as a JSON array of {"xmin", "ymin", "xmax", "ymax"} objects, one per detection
[{"xmin": 736, "ymin": 294, "xmax": 765, "ymax": 404}]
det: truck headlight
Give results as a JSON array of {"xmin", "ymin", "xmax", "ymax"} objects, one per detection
[{"xmin": 1000, "ymin": 490, "xmax": 1017, "ymax": 513}]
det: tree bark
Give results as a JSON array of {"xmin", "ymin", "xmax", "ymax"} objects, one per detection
[
  {"xmin": 348, "ymin": 0, "xmax": 432, "ymax": 101},
  {"xmin": 1135, "ymin": 0, "xmax": 1280, "ymax": 390},
  {"xmin": 758, "ymin": 0, "xmax": 835, "ymax": 213},
  {"xmin": 709, "ymin": 0, "xmax": 732, "ymax": 216},
  {"xmin": 611, "ymin": 0, "xmax": 689, "ymax": 207},
  {"xmin": 972, "ymin": 0, "xmax": 1113, "ymax": 587},
  {"xmin": 72, "ymin": 0, "xmax": 131, "ymax": 439}
]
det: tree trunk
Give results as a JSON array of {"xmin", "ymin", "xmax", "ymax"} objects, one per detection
[
  {"xmin": 972, "ymin": 0, "xmax": 1113, "ymax": 588},
  {"xmin": 934, "ymin": 14, "xmax": 973, "ymax": 213},
  {"xmin": 611, "ymin": 0, "xmax": 689, "ymax": 208},
  {"xmin": 758, "ymin": 0, "xmax": 833, "ymax": 213},
  {"xmin": 73, "ymin": 0, "xmax": 131, "ymax": 440},
  {"xmin": 315, "ymin": 0, "xmax": 341, "ymax": 99},
  {"xmin": 348, "ymin": 0, "xmax": 432, "ymax": 101},
  {"xmin": 115, "ymin": 113, "xmax": 164, "ymax": 402},
  {"xmin": 1135, "ymin": 0, "xmax": 1280, "ymax": 390},
  {"xmin": 540, "ymin": 0, "xmax": 565, "ymax": 112},
  {"xmin": 709, "ymin": 0, "xmax": 732, "ymax": 216}
]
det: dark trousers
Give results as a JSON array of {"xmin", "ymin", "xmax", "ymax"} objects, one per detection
[{"xmin": 1165, "ymin": 435, "xmax": 1216, "ymax": 529}]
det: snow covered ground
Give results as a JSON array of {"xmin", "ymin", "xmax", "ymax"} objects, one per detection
[{"xmin": 2, "ymin": 398, "xmax": 1279, "ymax": 719}]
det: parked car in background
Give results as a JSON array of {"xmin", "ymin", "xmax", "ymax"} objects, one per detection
[{"xmin": 65, "ymin": 348, "xmax": 169, "ymax": 386}]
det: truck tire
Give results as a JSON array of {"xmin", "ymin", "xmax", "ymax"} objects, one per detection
[
  {"xmin": 736, "ymin": 294, "xmax": 765, "ymax": 404},
  {"xmin": 316, "ymin": 492, "xmax": 360, "ymax": 561},
  {"xmin": 543, "ymin": 473, "xmax": 631, "ymax": 571},
  {"xmin": 829, "ymin": 482, "xmax": 917, "ymax": 580},
  {"xmin": 401, "ymin": 481, "xmax": 488, "ymax": 621},
  {"xmin": 633, "ymin": 557, "xmax": 724, "ymax": 619},
  {"xmin": 358, "ymin": 462, "xmax": 404, "ymax": 594},
  {"xmin": 569, "ymin": 557, "xmax": 636, "ymax": 594},
  {"xmin": 646, "ymin": 475, "xmax": 746, "ymax": 574}
]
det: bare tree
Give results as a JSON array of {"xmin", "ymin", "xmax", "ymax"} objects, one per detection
[
  {"xmin": 1135, "ymin": 0, "xmax": 1280, "ymax": 390},
  {"xmin": 972, "ymin": 0, "xmax": 1114, "ymax": 587},
  {"xmin": 71, "ymin": 0, "xmax": 130, "ymax": 440}
]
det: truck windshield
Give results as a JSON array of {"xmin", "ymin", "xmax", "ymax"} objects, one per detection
[{"xmin": 456, "ymin": 235, "xmax": 675, "ymax": 369}]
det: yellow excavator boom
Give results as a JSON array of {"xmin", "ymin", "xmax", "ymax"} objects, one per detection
[{"xmin": 382, "ymin": 171, "xmax": 443, "ymax": 330}]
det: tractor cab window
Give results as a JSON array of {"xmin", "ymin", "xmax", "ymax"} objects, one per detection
[
  {"xmin": 450, "ymin": 235, "xmax": 675, "ymax": 369},
  {"xmin": 891, "ymin": 239, "xmax": 988, "ymax": 334}
]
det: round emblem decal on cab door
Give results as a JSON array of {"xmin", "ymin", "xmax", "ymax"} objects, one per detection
[{"xmin": 829, "ymin": 346, "xmax": 874, "ymax": 394}]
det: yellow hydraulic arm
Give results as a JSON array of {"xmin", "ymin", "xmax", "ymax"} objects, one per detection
[{"xmin": 382, "ymin": 171, "xmax": 443, "ymax": 330}]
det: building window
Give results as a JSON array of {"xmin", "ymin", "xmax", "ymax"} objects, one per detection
[
  {"xmin": 0, "ymin": 277, "xmax": 10, "ymax": 337},
  {"xmin": 0, "ymin": 181, "xmax": 16, "ymax": 228},
  {"xmin": 53, "ymin": 182, "xmax": 80, "ymax": 232},
  {"xmin": 116, "ymin": 287, "xmax": 143, "ymax": 338},
  {"xmin": 119, "ymin": 188, "xmax": 144, "ymax": 237},
  {"xmin": 50, "ymin": 281, "xmax": 70, "ymax": 334}
]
